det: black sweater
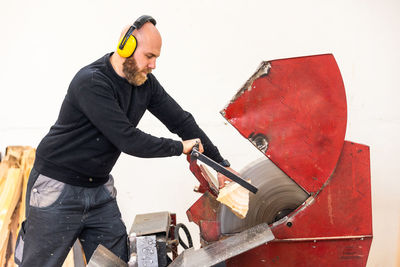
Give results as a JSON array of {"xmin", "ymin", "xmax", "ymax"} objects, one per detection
[{"xmin": 34, "ymin": 53, "xmax": 224, "ymax": 187}]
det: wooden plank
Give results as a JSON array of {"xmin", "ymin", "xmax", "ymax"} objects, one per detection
[
  {"xmin": 62, "ymin": 248, "xmax": 75, "ymax": 267},
  {"xmin": 17, "ymin": 148, "xmax": 35, "ymax": 228},
  {"xmin": 4, "ymin": 147, "xmax": 24, "ymax": 167},
  {"xmin": 0, "ymin": 168, "xmax": 22, "ymax": 265},
  {"xmin": 0, "ymin": 161, "xmax": 9, "ymax": 198},
  {"xmin": 61, "ymin": 240, "xmax": 87, "ymax": 267},
  {"xmin": 5, "ymin": 201, "xmax": 21, "ymax": 267},
  {"xmin": 0, "ymin": 231, "xmax": 10, "ymax": 266},
  {"xmin": 0, "ymin": 161, "xmax": 9, "ymax": 180},
  {"xmin": 216, "ymin": 180, "xmax": 251, "ymax": 219},
  {"xmin": 0, "ymin": 146, "xmax": 36, "ymax": 266}
]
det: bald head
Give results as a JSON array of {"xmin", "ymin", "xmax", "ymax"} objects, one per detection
[
  {"xmin": 135, "ymin": 22, "xmax": 162, "ymax": 49},
  {"xmin": 111, "ymin": 21, "xmax": 162, "ymax": 85}
]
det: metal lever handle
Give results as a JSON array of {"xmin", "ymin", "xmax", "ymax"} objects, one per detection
[{"xmin": 190, "ymin": 147, "xmax": 258, "ymax": 194}]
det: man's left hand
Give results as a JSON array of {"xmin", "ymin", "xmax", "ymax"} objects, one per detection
[{"xmin": 217, "ymin": 167, "xmax": 239, "ymax": 189}]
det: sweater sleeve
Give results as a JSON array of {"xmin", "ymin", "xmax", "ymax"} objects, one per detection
[
  {"xmin": 147, "ymin": 75, "xmax": 224, "ymax": 163},
  {"xmin": 73, "ymin": 74, "xmax": 183, "ymax": 158}
]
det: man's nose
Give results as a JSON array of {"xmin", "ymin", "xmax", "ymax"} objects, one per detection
[{"xmin": 148, "ymin": 59, "xmax": 156, "ymax": 69}]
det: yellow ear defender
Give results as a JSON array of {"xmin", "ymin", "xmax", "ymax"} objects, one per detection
[{"xmin": 117, "ymin": 15, "xmax": 157, "ymax": 58}]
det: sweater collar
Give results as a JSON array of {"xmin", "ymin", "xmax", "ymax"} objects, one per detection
[{"xmin": 104, "ymin": 52, "xmax": 131, "ymax": 85}]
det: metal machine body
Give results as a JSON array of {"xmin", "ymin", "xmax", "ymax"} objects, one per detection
[
  {"xmin": 187, "ymin": 54, "xmax": 373, "ymax": 266},
  {"xmin": 88, "ymin": 212, "xmax": 179, "ymax": 267},
  {"xmin": 226, "ymin": 141, "xmax": 372, "ymax": 266},
  {"xmin": 88, "ymin": 54, "xmax": 372, "ymax": 266},
  {"xmin": 128, "ymin": 212, "xmax": 177, "ymax": 267},
  {"xmin": 88, "ymin": 211, "xmax": 275, "ymax": 267},
  {"xmin": 169, "ymin": 223, "xmax": 274, "ymax": 267}
]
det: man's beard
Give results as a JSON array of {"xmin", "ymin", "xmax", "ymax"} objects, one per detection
[{"xmin": 122, "ymin": 56, "xmax": 151, "ymax": 86}]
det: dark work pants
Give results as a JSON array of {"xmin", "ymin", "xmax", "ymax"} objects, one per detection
[{"xmin": 15, "ymin": 168, "xmax": 128, "ymax": 267}]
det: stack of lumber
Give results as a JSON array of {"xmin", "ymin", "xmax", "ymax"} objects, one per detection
[
  {"xmin": 0, "ymin": 146, "xmax": 35, "ymax": 267},
  {"xmin": 0, "ymin": 146, "xmax": 84, "ymax": 267}
]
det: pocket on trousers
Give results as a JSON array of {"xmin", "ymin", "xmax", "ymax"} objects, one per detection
[
  {"xmin": 14, "ymin": 221, "xmax": 26, "ymax": 265},
  {"xmin": 29, "ymin": 174, "xmax": 66, "ymax": 208},
  {"xmin": 103, "ymin": 174, "xmax": 117, "ymax": 199}
]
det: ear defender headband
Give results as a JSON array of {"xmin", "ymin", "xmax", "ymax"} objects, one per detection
[{"xmin": 117, "ymin": 15, "xmax": 157, "ymax": 58}]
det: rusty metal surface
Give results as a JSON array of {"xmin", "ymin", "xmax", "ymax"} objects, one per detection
[
  {"xmin": 169, "ymin": 213, "xmax": 178, "ymax": 260},
  {"xmin": 219, "ymin": 157, "xmax": 309, "ymax": 234},
  {"xmin": 221, "ymin": 54, "xmax": 347, "ymax": 194},
  {"xmin": 169, "ymin": 223, "xmax": 274, "ymax": 267}
]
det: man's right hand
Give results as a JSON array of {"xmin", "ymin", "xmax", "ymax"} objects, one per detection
[{"xmin": 182, "ymin": 138, "xmax": 204, "ymax": 155}]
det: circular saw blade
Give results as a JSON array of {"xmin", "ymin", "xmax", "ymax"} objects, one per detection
[{"xmin": 219, "ymin": 158, "xmax": 309, "ymax": 234}]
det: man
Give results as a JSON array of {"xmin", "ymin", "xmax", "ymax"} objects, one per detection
[{"xmin": 15, "ymin": 16, "xmax": 232, "ymax": 266}]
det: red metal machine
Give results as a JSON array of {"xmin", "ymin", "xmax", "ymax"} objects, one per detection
[
  {"xmin": 87, "ymin": 54, "xmax": 372, "ymax": 267},
  {"xmin": 187, "ymin": 54, "xmax": 373, "ymax": 266}
]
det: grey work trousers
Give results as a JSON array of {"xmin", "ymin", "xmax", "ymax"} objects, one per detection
[{"xmin": 15, "ymin": 168, "xmax": 129, "ymax": 267}]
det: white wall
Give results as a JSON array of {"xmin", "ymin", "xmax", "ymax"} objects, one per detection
[{"xmin": 1, "ymin": 0, "xmax": 399, "ymax": 266}]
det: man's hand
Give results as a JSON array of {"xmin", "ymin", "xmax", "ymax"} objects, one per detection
[
  {"xmin": 217, "ymin": 167, "xmax": 239, "ymax": 189},
  {"xmin": 181, "ymin": 138, "xmax": 204, "ymax": 155}
]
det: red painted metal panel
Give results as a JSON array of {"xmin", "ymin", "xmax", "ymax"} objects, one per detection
[
  {"xmin": 169, "ymin": 213, "xmax": 178, "ymax": 259},
  {"xmin": 226, "ymin": 141, "xmax": 372, "ymax": 266},
  {"xmin": 186, "ymin": 55, "xmax": 372, "ymax": 266},
  {"xmin": 271, "ymin": 141, "xmax": 372, "ymax": 239},
  {"xmin": 186, "ymin": 191, "xmax": 219, "ymax": 225},
  {"xmin": 199, "ymin": 220, "xmax": 221, "ymax": 242},
  {"xmin": 227, "ymin": 238, "xmax": 372, "ymax": 266},
  {"xmin": 222, "ymin": 54, "xmax": 347, "ymax": 193}
]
